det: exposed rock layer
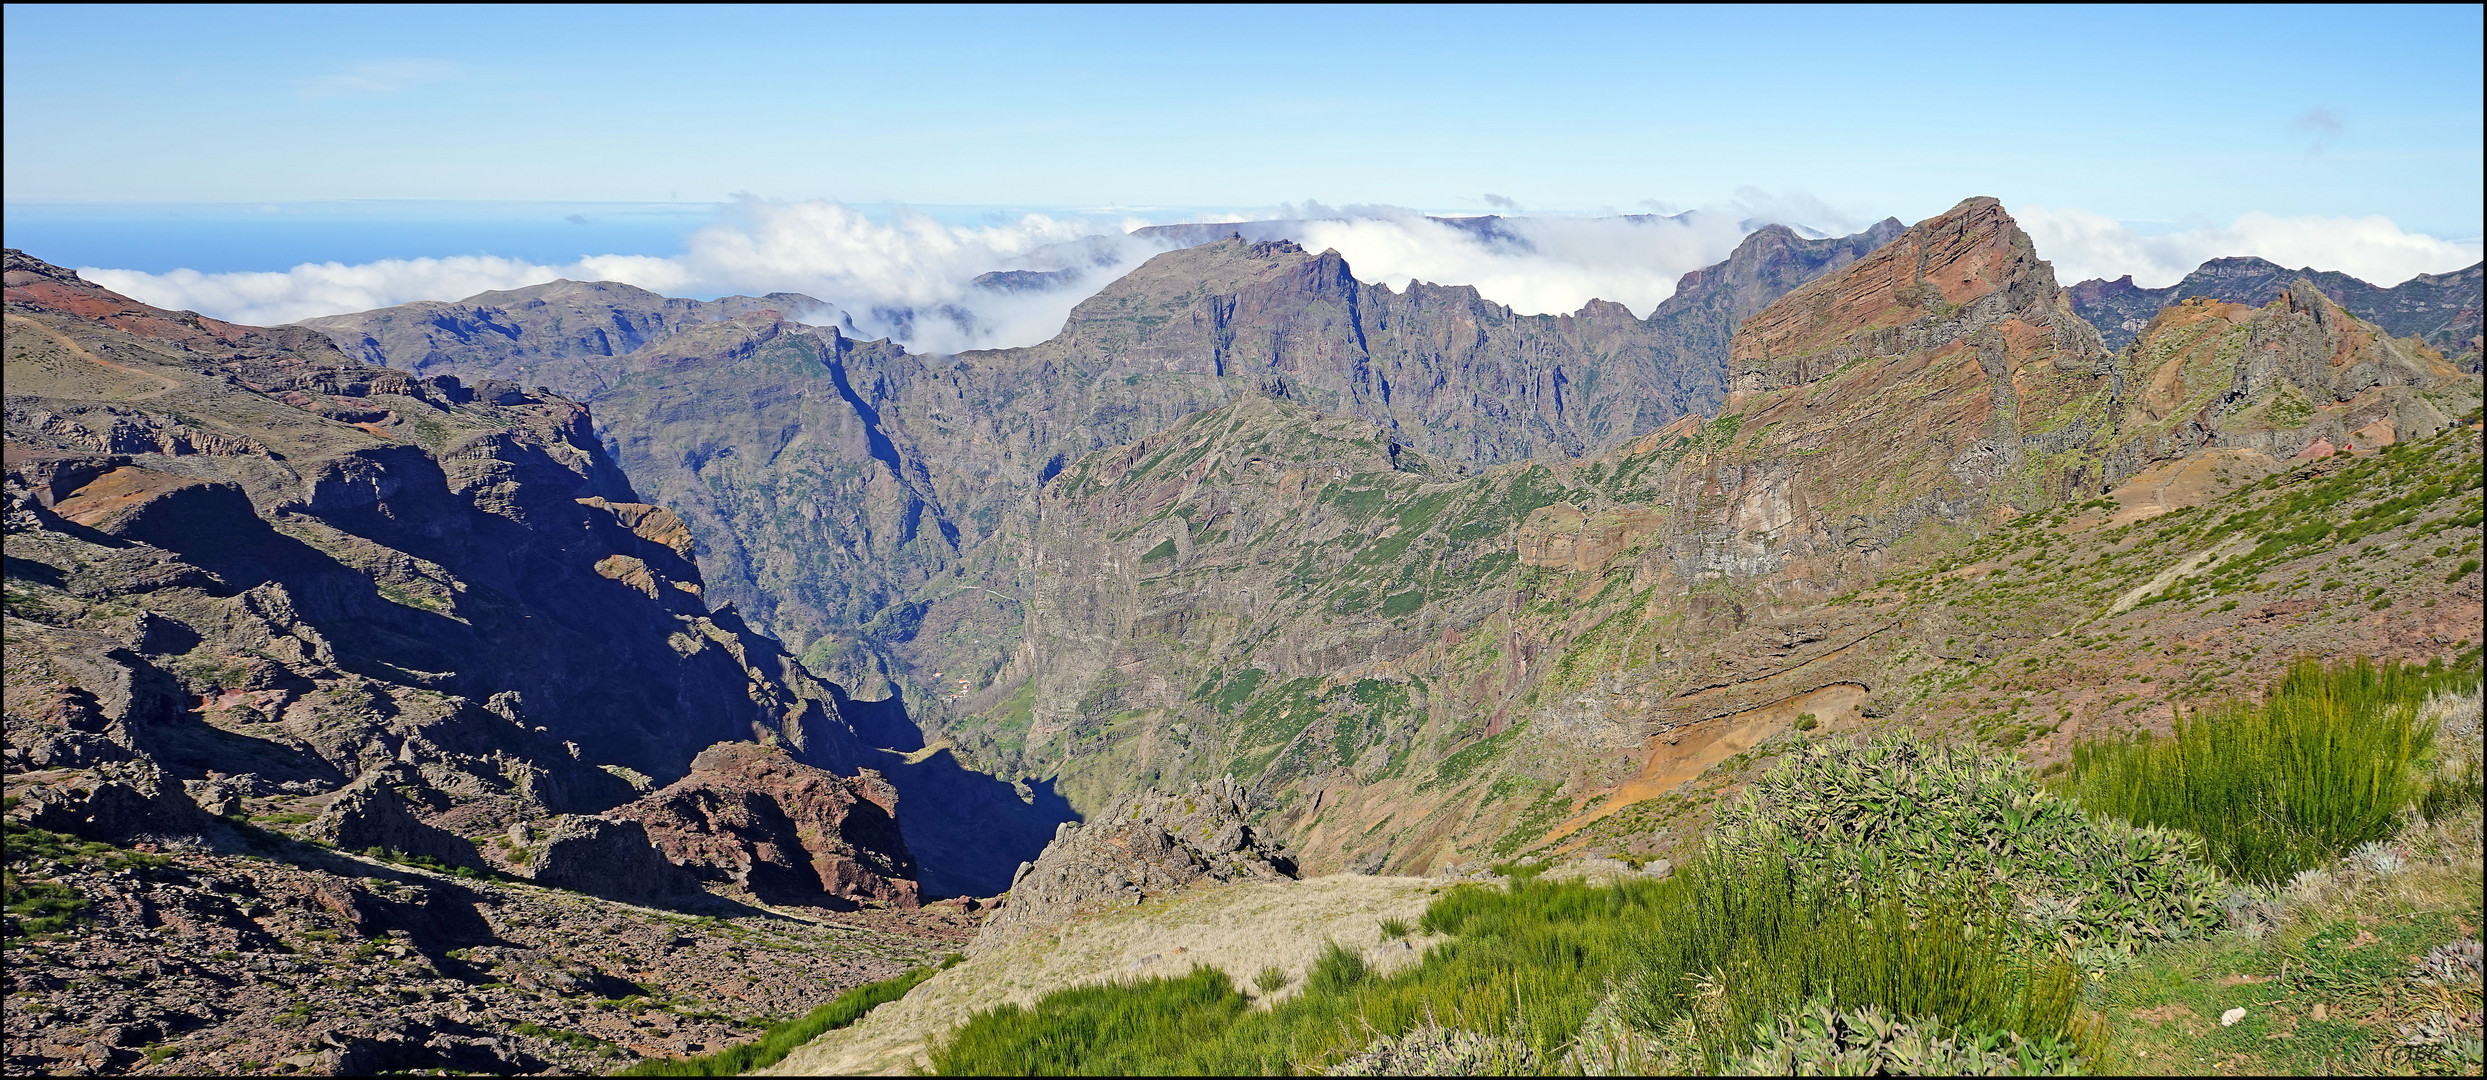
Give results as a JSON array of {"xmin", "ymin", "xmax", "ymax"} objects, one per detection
[
  {"xmin": 617, "ymin": 742, "xmax": 918, "ymax": 908},
  {"xmin": 4, "ymin": 248, "xmax": 912, "ymax": 906},
  {"xmin": 2069, "ymin": 256, "xmax": 2481, "ymax": 361}
]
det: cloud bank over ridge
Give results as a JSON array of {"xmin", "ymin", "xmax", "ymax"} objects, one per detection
[
  {"xmin": 2019, "ymin": 206, "xmax": 2482, "ymax": 289},
  {"xmin": 79, "ymin": 197, "xmax": 2483, "ymax": 354}
]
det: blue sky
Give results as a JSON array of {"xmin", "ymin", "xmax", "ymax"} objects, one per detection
[
  {"xmin": 7, "ymin": 5, "xmax": 2479, "ymax": 228},
  {"xmin": 3, "ymin": 5, "xmax": 2480, "ymax": 341}
]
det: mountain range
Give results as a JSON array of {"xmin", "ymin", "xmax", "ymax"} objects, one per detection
[{"xmin": 5, "ymin": 196, "xmax": 2480, "ymax": 1076}]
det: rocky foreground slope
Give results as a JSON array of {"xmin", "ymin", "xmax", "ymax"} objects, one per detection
[{"xmin": 1, "ymin": 250, "xmax": 985, "ymax": 1074}]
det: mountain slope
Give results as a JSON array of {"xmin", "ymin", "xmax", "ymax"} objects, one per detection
[
  {"xmin": 3, "ymin": 249, "xmax": 995, "ymax": 1075},
  {"xmin": 297, "ymin": 279, "xmax": 836, "ymax": 398},
  {"xmin": 296, "ymin": 221, "xmax": 1905, "ymax": 765},
  {"xmin": 2068, "ymin": 256, "xmax": 2482, "ymax": 361},
  {"xmin": 993, "ymin": 198, "xmax": 2482, "ymax": 872}
]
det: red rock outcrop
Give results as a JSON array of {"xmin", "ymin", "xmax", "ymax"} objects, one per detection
[{"xmin": 618, "ymin": 742, "xmax": 918, "ymax": 908}]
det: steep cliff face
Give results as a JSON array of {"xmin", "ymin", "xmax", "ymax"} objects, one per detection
[
  {"xmin": 1001, "ymin": 199, "xmax": 2482, "ymax": 874},
  {"xmin": 2068, "ymin": 255, "xmax": 2482, "ymax": 361},
  {"xmin": 296, "ymin": 222, "xmax": 1904, "ymax": 768},
  {"xmin": 296, "ymin": 279, "xmax": 833, "ymax": 396},
  {"xmin": 2, "ymin": 249, "xmax": 910, "ymax": 892},
  {"xmin": 615, "ymin": 742, "xmax": 918, "ymax": 908}
]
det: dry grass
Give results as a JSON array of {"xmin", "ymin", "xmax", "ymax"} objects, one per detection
[{"xmin": 760, "ymin": 874, "xmax": 1442, "ymax": 1075}]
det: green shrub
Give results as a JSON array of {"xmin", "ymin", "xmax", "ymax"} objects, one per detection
[
  {"xmin": 3, "ymin": 874, "xmax": 87, "ymax": 939},
  {"xmin": 929, "ymin": 965, "xmax": 1254, "ymax": 1075},
  {"xmin": 1618, "ymin": 854, "xmax": 2081, "ymax": 1072},
  {"xmin": 1737, "ymin": 999, "xmax": 2081, "ymax": 1076},
  {"xmin": 1328, "ymin": 1015, "xmax": 1539, "ymax": 1076},
  {"xmin": 2069, "ymin": 657, "xmax": 2463, "ymax": 884},
  {"xmin": 1307, "ymin": 940, "xmax": 1373, "ymax": 996},
  {"xmin": 1252, "ymin": 965, "xmax": 1288, "ymax": 994},
  {"xmin": 621, "ymin": 959, "xmax": 949, "ymax": 1075},
  {"xmin": 1709, "ymin": 731, "xmax": 2223, "ymax": 951},
  {"xmin": 934, "ymin": 877, "xmax": 1675, "ymax": 1074}
]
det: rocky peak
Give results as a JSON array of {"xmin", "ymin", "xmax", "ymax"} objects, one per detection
[
  {"xmin": 972, "ymin": 776, "xmax": 1294, "ymax": 948},
  {"xmin": 2111, "ymin": 277, "xmax": 2465, "ymax": 461},
  {"xmin": 1727, "ymin": 197, "xmax": 2103, "ymax": 405},
  {"xmin": 1668, "ymin": 218, "xmax": 1907, "ymax": 304},
  {"xmin": 612, "ymin": 741, "xmax": 918, "ymax": 908},
  {"xmin": 2068, "ymin": 255, "xmax": 2484, "ymax": 360}
]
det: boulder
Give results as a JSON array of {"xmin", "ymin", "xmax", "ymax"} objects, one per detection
[
  {"xmin": 521, "ymin": 816, "xmax": 698, "ymax": 902},
  {"xmin": 308, "ymin": 770, "xmax": 484, "ymax": 870},
  {"xmin": 7, "ymin": 758, "xmax": 206, "ymax": 844}
]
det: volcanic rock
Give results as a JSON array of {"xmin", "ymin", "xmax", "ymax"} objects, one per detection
[
  {"xmin": 616, "ymin": 742, "xmax": 918, "ymax": 908},
  {"xmin": 520, "ymin": 815, "xmax": 697, "ymax": 902},
  {"xmin": 974, "ymin": 776, "xmax": 1294, "ymax": 948},
  {"xmin": 308, "ymin": 769, "xmax": 486, "ymax": 871}
]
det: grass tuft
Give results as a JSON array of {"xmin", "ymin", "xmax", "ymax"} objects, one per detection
[{"xmin": 2069, "ymin": 656, "xmax": 2471, "ymax": 884}]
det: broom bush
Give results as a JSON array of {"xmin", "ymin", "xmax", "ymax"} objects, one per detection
[{"xmin": 2068, "ymin": 656, "xmax": 2468, "ymax": 884}]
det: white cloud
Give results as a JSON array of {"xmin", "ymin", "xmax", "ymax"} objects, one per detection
[
  {"xmin": 84, "ymin": 255, "xmax": 570, "ymax": 327},
  {"xmin": 82, "ymin": 198, "xmax": 1174, "ymax": 353},
  {"xmin": 93, "ymin": 195, "xmax": 2474, "ymax": 356},
  {"xmin": 2018, "ymin": 206, "xmax": 2483, "ymax": 288},
  {"xmin": 1292, "ymin": 209, "xmax": 1751, "ymax": 317},
  {"xmin": 85, "ymin": 197, "xmax": 1774, "ymax": 348}
]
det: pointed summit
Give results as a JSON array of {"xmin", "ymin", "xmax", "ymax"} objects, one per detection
[{"xmin": 1728, "ymin": 198, "xmax": 2104, "ymax": 403}]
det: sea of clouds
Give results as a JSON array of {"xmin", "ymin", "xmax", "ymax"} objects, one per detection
[{"xmin": 81, "ymin": 196, "xmax": 2483, "ymax": 355}]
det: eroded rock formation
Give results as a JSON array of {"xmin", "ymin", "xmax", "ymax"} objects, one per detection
[
  {"xmin": 617, "ymin": 742, "xmax": 919, "ymax": 908},
  {"xmin": 974, "ymin": 777, "xmax": 1294, "ymax": 947}
]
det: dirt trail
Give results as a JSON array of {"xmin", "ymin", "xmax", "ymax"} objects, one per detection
[
  {"xmin": 762, "ymin": 875, "xmax": 1442, "ymax": 1076},
  {"xmin": 1541, "ymin": 682, "xmax": 1870, "ymax": 849},
  {"xmin": 6, "ymin": 314, "xmax": 186, "ymax": 401}
]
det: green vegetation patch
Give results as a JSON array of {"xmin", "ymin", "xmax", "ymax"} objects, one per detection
[
  {"xmin": 1430, "ymin": 726, "xmax": 1521, "ymax": 786},
  {"xmin": 931, "ymin": 878, "xmax": 1675, "ymax": 1074},
  {"xmin": 931, "ymin": 847, "xmax": 2091, "ymax": 1076},
  {"xmin": 1620, "ymin": 857, "xmax": 2086, "ymax": 1073},
  {"xmin": 619, "ymin": 958, "xmax": 950, "ymax": 1075},
  {"xmin": 5, "ymin": 819, "xmax": 173, "ymax": 944},
  {"xmin": 2069, "ymin": 656, "xmax": 2472, "ymax": 884},
  {"xmin": 1711, "ymin": 731, "xmax": 2225, "ymax": 955}
]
